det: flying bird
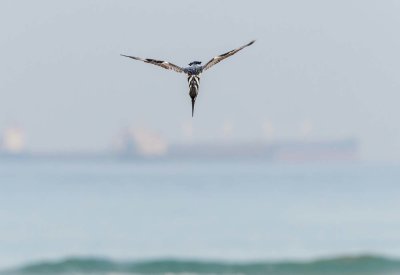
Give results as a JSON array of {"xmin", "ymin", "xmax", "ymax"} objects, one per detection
[{"xmin": 121, "ymin": 40, "xmax": 255, "ymax": 117}]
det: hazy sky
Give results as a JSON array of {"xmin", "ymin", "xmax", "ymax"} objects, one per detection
[{"xmin": 1, "ymin": 1, "xmax": 400, "ymax": 160}]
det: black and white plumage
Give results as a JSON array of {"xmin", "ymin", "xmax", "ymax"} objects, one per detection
[{"xmin": 121, "ymin": 40, "xmax": 255, "ymax": 117}]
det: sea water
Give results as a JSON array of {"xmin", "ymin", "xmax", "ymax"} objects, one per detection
[{"xmin": 0, "ymin": 159, "xmax": 400, "ymax": 274}]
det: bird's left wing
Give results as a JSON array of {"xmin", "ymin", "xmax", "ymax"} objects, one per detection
[
  {"xmin": 121, "ymin": 55, "xmax": 184, "ymax": 73},
  {"xmin": 202, "ymin": 40, "xmax": 255, "ymax": 71}
]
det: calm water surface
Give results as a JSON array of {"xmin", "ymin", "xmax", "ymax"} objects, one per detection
[{"xmin": 0, "ymin": 159, "xmax": 399, "ymax": 269}]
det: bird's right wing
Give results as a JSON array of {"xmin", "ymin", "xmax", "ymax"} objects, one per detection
[
  {"xmin": 120, "ymin": 55, "xmax": 184, "ymax": 73},
  {"xmin": 202, "ymin": 40, "xmax": 255, "ymax": 71}
]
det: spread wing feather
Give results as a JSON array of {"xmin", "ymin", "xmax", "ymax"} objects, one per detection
[
  {"xmin": 202, "ymin": 40, "xmax": 255, "ymax": 71},
  {"xmin": 120, "ymin": 55, "xmax": 184, "ymax": 73}
]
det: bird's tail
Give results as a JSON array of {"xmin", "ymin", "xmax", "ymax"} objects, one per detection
[{"xmin": 191, "ymin": 98, "xmax": 195, "ymax": 117}]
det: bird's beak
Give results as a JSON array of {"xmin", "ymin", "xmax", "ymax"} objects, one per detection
[{"xmin": 191, "ymin": 98, "xmax": 195, "ymax": 117}]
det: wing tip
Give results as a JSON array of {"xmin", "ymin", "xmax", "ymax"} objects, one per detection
[{"xmin": 120, "ymin": 54, "xmax": 139, "ymax": 60}]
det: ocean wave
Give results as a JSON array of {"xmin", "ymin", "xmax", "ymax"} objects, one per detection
[{"xmin": 4, "ymin": 255, "xmax": 400, "ymax": 275}]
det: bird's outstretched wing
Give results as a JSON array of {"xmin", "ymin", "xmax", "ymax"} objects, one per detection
[
  {"xmin": 120, "ymin": 55, "xmax": 184, "ymax": 73},
  {"xmin": 202, "ymin": 40, "xmax": 255, "ymax": 71}
]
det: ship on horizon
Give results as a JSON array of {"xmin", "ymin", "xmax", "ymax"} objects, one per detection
[
  {"xmin": 116, "ymin": 128, "xmax": 358, "ymax": 162},
  {"xmin": 0, "ymin": 127, "xmax": 359, "ymax": 162}
]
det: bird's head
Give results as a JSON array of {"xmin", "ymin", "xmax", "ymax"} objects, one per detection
[{"xmin": 188, "ymin": 61, "xmax": 202, "ymax": 66}]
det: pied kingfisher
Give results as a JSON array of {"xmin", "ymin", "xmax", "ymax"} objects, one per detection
[{"xmin": 121, "ymin": 40, "xmax": 255, "ymax": 117}]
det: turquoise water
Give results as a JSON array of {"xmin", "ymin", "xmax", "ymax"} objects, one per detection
[
  {"xmin": 5, "ymin": 255, "xmax": 400, "ymax": 275},
  {"xmin": 1, "ymin": 159, "xmax": 400, "ymax": 274}
]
